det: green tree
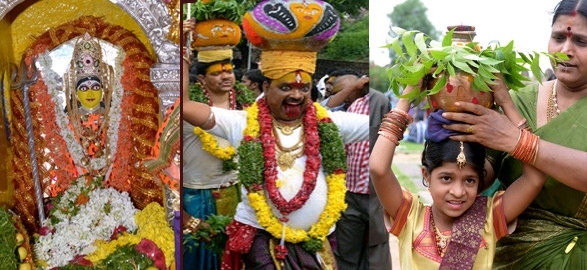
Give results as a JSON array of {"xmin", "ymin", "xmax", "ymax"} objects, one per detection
[
  {"xmin": 388, "ymin": 0, "xmax": 440, "ymax": 62},
  {"xmin": 320, "ymin": 14, "xmax": 369, "ymax": 61},
  {"xmin": 369, "ymin": 64, "xmax": 391, "ymax": 93},
  {"xmin": 330, "ymin": 0, "xmax": 369, "ymax": 17}
]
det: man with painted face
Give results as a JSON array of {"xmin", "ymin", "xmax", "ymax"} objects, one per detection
[{"xmin": 183, "ymin": 1, "xmax": 368, "ymax": 269}]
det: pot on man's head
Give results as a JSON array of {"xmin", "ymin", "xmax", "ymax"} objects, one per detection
[{"xmin": 242, "ymin": 0, "xmax": 340, "ymax": 80}]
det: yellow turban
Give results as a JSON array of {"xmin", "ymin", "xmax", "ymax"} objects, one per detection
[
  {"xmin": 196, "ymin": 47, "xmax": 233, "ymax": 63},
  {"xmin": 260, "ymin": 51, "xmax": 317, "ymax": 79}
]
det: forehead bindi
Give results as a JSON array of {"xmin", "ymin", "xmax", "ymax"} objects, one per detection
[
  {"xmin": 274, "ymin": 71, "xmax": 312, "ymax": 87},
  {"xmin": 554, "ymin": 14, "xmax": 587, "ymax": 33}
]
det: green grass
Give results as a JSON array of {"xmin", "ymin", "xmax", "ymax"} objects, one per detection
[
  {"xmin": 393, "ymin": 140, "xmax": 429, "ymax": 204},
  {"xmin": 395, "ymin": 140, "xmax": 425, "ymax": 154},
  {"xmin": 393, "ymin": 164, "xmax": 419, "ymax": 193}
]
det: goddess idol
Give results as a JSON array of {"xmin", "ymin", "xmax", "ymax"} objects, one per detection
[{"xmin": 63, "ymin": 33, "xmax": 115, "ymax": 180}]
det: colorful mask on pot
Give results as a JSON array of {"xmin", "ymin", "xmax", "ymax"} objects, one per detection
[
  {"xmin": 242, "ymin": 0, "xmax": 340, "ymax": 79},
  {"xmin": 242, "ymin": 0, "xmax": 340, "ymax": 51}
]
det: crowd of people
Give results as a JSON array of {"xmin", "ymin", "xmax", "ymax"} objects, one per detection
[
  {"xmin": 181, "ymin": 0, "xmax": 587, "ymax": 269},
  {"xmin": 182, "ymin": 0, "xmax": 374, "ymax": 269}
]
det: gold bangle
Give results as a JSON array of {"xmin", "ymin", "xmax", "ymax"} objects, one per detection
[{"xmin": 183, "ymin": 217, "xmax": 201, "ymax": 234}]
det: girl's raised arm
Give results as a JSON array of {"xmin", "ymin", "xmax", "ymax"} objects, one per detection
[{"xmin": 370, "ymin": 86, "xmax": 415, "ymax": 219}]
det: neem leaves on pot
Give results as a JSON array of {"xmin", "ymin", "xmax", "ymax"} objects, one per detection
[{"xmin": 386, "ymin": 26, "xmax": 567, "ymax": 110}]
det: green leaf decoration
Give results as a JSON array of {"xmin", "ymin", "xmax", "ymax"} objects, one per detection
[
  {"xmin": 387, "ymin": 27, "xmax": 562, "ymax": 108},
  {"xmin": 529, "ymin": 52, "xmax": 542, "ymax": 83},
  {"xmin": 0, "ymin": 208, "xmax": 18, "ymax": 269},
  {"xmin": 430, "ymin": 50, "xmax": 450, "ymax": 60},
  {"xmin": 442, "ymin": 29, "xmax": 454, "ymax": 47},
  {"xmin": 427, "ymin": 75, "xmax": 447, "ymax": 95},
  {"xmin": 414, "ymin": 33, "xmax": 429, "ymax": 58},
  {"xmin": 185, "ymin": 0, "xmax": 247, "ymax": 23},
  {"xmin": 401, "ymin": 31, "xmax": 417, "ymax": 57}
]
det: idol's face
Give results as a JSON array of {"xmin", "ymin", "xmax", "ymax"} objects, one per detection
[
  {"xmin": 264, "ymin": 71, "xmax": 312, "ymax": 122},
  {"xmin": 76, "ymin": 78, "xmax": 103, "ymax": 109}
]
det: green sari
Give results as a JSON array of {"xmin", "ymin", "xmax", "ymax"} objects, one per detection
[{"xmin": 492, "ymin": 84, "xmax": 587, "ymax": 269}]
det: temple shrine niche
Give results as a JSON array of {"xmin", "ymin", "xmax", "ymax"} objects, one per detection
[{"xmin": 0, "ymin": 0, "xmax": 180, "ymax": 269}]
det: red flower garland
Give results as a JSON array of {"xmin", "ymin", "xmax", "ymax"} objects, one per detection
[
  {"xmin": 135, "ymin": 239, "xmax": 166, "ymax": 270},
  {"xmin": 257, "ymin": 99, "xmax": 321, "ymax": 216}
]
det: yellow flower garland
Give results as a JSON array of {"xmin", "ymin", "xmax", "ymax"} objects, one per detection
[
  {"xmin": 193, "ymin": 127, "xmax": 236, "ymax": 160},
  {"xmin": 243, "ymin": 102, "xmax": 260, "ymax": 137},
  {"xmin": 244, "ymin": 102, "xmax": 347, "ymax": 244},
  {"xmin": 86, "ymin": 203, "xmax": 175, "ymax": 267}
]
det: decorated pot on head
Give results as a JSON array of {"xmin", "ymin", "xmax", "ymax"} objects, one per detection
[
  {"xmin": 190, "ymin": 0, "xmax": 243, "ymax": 63},
  {"xmin": 242, "ymin": 0, "xmax": 340, "ymax": 79},
  {"xmin": 428, "ymin": 25, "xmax": 493, "ymax": 112},
  {"xmin": 427, "ymin": 71, "xmax": 494, "ymax": 112}
]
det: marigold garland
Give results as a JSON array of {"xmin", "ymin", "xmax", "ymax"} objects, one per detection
[
  {"xmin": 189, "ymin": 81, "xmax": 254, "ymax": 172},
  {"xmin": 238, "ymin": 99, "xmax": 347, "ymax": 253},
  {"xmin": 193, "ymin": 127, "xmax": 237, "ymax": 172}
]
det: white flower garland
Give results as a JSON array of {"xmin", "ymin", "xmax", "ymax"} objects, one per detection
[
  {"xmin": 37, "ymin": 48, "xmax": 124, "ymax": 174},
  {"xmin": 34, "ymin": 179, "xmax": 138, "ymax": 268}
]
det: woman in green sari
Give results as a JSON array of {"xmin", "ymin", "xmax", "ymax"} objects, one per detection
[{"xmin": 442, "ymin": 0, "xmax": 587, "ymax": 268}]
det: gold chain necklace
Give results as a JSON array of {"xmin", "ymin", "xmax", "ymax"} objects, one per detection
[
  {"xmin": 430, "ymin": 208, "xmax": 450, "ymax": 257},
  {"xmin": 547, "ymin": 79, "xmax": 561, "ymax": 122},
  {"xmin": 272, "ymin": 118, "xmax": 303, "ymax": 136},
  {"xmin": 272, "ymin": 121, "xmax": 305, "ymax": 170}
]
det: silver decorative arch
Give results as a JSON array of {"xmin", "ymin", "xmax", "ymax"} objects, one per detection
[{"xmin": 0, "ymin": 0, "xmax": 180, "ymax": 115}]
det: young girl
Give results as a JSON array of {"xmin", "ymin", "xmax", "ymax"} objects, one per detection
[{"xmin": 370, "ymin": 83, "xmax": 547, "ymax": 269}]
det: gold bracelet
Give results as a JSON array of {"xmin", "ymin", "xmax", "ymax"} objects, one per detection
[{"xmin": 182, "ymin": 217, "xmax": 201, "ymax": 234}]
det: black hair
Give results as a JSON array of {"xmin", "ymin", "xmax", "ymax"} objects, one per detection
[
  {"xmin": 329, "ymin": 68, "xmax": 362, "ymax": 77},
  {"xmin": 195, "ymin": 58, "xmax": 233, "ymax": 76},
  {"xmin": 421, "ymin": 139, "xmax": 486, "ymax": 193},
  {"xmin": 325, "ymin": 67, "xmax": 338, "ymax": 75},
  {"xmin": 75, "ymin": 76, "xmax": 101, "ymax": 89},
  {"xmin": 234, "ymin": 68, "xmax": 243, "ymax": 82},
  {"xmin": 552, "ymin": 0, "xmax": 587, "ymax": 25},
  {"xmin": 243, "ymin": 69, "xmax": 267, "ymax": 85},
  {"xmin": 311, "ymin": 83, "xmax": 322, "ymax": 102}
]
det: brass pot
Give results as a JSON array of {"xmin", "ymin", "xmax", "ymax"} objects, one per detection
[{"xmin": 427, "ymin": 72, "xmax": 494, "ymax": 112}]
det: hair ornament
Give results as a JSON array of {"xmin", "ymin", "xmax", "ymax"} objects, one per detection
[{"xmin": 456, "ymin": 141, "xmax": 467, "ymax": 169}]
